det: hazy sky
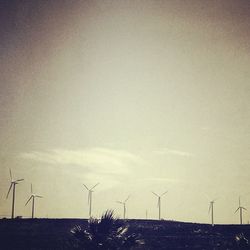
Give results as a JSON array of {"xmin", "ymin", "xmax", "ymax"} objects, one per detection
[{"xmin": 1, "ymin": 0, "xmax": 250, "ymax": 224}]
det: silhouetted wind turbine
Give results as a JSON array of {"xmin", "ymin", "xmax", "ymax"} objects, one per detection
[
  {"xmin": 6, "ymin": 169, "xmax": 24, "ymax": 219},
  {"xmin": 208, "ymin": 199, "xmax": 217, "ymax": 226},
  {"xmin": 25, "ymin": 184, "xmax": 43, "ymax": 219},
  {"xmin": 152, "ymin": 191, "xmax": 168, "ymax": 220},
  {"xmin": 235, "ymin": 196, "xmax": 247, "ymax": 225},
  {"xmin": 117, "ymin": 196, "xmax": 130, "ymax": 219},
  {"xmin": 83, "ymin": 183, "xmax": 99, "ymax": 218}
]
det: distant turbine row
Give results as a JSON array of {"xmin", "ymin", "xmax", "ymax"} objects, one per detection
[
  {"xmin": 6, "ymin": 169, "xmax": 24, "ymax": 219},
  {"xmin": 25, "ymin": 184, "xmax": 43, "ymax": 219},
  {"xmin": 5, "ymin": 169, "xmax": 248, "ymax": 224},
  {"xmin": 117, "ymin": 196, "xmax": 130, "ymax": 219},
  {"xmin": 152, "ymin": 191, "xmax": 168, "ymax": 220},
  {"xmin": 6, "ymin": 169, "xmax": 43, "ymax": 219},
  {"xmin": 235, "ymin": 197, "xmax": 247, "ymax": 225},
  {"xmin": 208, "ymin": 197, "xmax": 247, "ymax": 226},
  {"xmin": 82, "ymin": 183, "xmax": 99, "ymax": 218},
  {"xmin": 82, "ymin": 183, "xmax": 130, "ymax": 220}
]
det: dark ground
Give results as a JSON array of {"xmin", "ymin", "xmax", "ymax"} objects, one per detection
[{"xmin": 0, "ymin": 218, "xmax": 250, "ymax": 249}]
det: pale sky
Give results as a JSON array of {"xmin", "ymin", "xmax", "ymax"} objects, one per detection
[{"xmin": 0, "ymin": 0, "xmax": 250, "ymax": 224}]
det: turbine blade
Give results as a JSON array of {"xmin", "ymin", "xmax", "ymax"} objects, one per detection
[
  {"xmin": 117, "ymin": 201, "xmax": 123, "ymax": 204},
  {"xmin": 124, "ymin": 195, "xmax": 130, "ymax": 203},
  {"xmin": 36, "ymin": 195, "xmax": 43, "ymax": 198},
  {"xmin": 242, "ymin": 207, "xmax": 247, "ymax": 211},
  {"xmin": 6, "ymin": 183, "xmax": 13, "ymax": 199},
  {"xmin": 161, "ymin": 191, "xmax": 168, "ymax": 197},
  {"xmin": 25, "ymin": 196, "xmax": 32, "ymax": 206},
  {"xmin": 9, "ymin": 169, "xmax": 12, "ymax": 180},
  {"xmin": 90, "ymin": 182, "xmax": 99, "ymax": 190},
  {"xmin": 235, "ymin": 207, "xmax": 240, "ymax": 214},
  {"xmin": 208, "ymin": 203, "xmax": 211, "ymax": 214},
  {"xmin": 83, "ymin": 183, "xmax": 89, "ymax": 190},
  {"xmin": 152, "ymin": 192, "xmax": 159, "ymax": 197},
  {"xmin": 31, "ymin": 184, "xmax": 33, "ymax": 194},
  {"xmin": 16, "ymin": 179, "xmax": 24, "ymax": 182}
]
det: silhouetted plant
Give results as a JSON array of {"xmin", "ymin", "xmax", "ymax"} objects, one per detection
[{"xmin": 71, "ymin": 210, "xmax": 144, "ymax": 250}]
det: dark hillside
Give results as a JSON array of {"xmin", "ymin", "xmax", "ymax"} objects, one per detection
[{"xmin": 1, "ymin": 219, "xmax": 250, "ymax": 249}]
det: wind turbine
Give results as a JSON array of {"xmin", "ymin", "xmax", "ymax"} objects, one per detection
[
  {"xmin": 116, "ymin": 196, "xmax": 130, "ymax": 219},
  {"xmin": 6, "ymin": 169, "xmax": 24, "ymax": 219},
  {"xmin": 83, "ymin": 182, "xmax": 99, "ymax": 218},
  {"xmin": 25, "ymin": 184, "xmax": 43, "ymax": 219},
  {"xmin": 208, "ymin": 199, "xmax": 217, "ymax": 226},
  {"xmin": 235, "ymin": 196, "xmax": 247, "ymax": 225},
  {"xmin": 152, "ymin": 191, "xmax": 168, "ymax": 220}
]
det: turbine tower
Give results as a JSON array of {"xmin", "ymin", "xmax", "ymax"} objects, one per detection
[
  {"xmin": 152, "ymin": 191, "xmax": 168, "ymax": 220},
  {"xmin": 25, "ymin": 184, "xmax": 43, "ymax": 219},
  {"xmin": 6, "ymin": 169, "xmax": 24, "ymax": 219},
  {"xmin": 83, "ymin": 183, "xmax": 99, "ymax": 218},
  {"xmin": 235, "ymin": 196, "xmax": 247, "ymax": 225},
  {"xmin": 208, "ymin": 199, "xmax": 216, "ymax": 226},
  {"xmin": 117, "ymin": 196, "xmax": 130, "ymax": 219}
]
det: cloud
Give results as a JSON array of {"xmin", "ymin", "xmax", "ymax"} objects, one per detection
[
  {"xmin": 142, "ymin": 177, "xmax": 181, "ymax": 183},
  {"xmin": 20, "ymin": 147, "xmax": 145, "ymax": 188},
  {"xmin": 153, "ymin": 148, "xmax": 194, "ymax": 157},
  {"xmin": 138, "ymin": 177, "xmax": 182, "ymax": 185},
  {"xmin": 201, "ymin": 127, "xmax": 211, "ymax": 131}
]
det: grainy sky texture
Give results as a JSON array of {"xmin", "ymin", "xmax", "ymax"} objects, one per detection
[{"xmin": 0, "ymin": 0, "xmax": 250, "ymax": 224}]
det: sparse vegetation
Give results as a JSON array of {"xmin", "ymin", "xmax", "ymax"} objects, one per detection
[
  {"xmin": 235, "ymin": 233, "xmax": 250, "ymax": 249},
  {"xmin": 2, "ymin": 218, "xmax": 250, "ymax": 249}
]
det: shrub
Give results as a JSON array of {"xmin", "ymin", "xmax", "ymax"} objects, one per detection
[{"xmin": 71, "ymin": 210, "xmax": 144, "ymax": 250}]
